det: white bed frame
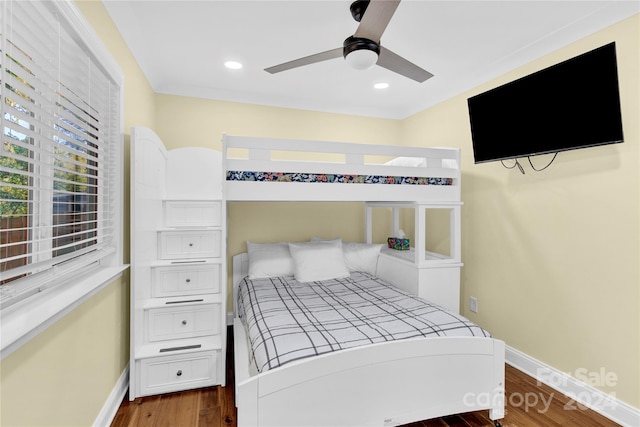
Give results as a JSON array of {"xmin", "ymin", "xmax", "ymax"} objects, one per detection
[
  {"xmin": 232, "ymin": 254, "xmax": 505, "ymax": 427},
  {"xmin": 222, "ymin": 134, "xmax": 461, "ymax": 202},
  {"xmin": 223, "ymin": 135, "xmax": 505, "ymax": 426}
]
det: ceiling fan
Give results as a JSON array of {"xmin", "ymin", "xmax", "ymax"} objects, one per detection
[{"xmin": 264, "ymin": 0, "xmax": 434, "ymax": 83}]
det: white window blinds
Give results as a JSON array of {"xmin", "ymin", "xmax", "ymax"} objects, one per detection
[{"xmin": 0, "ymin": 0, "xmax": 122, "ymax": 303}]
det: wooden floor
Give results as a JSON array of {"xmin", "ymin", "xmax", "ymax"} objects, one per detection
[{"xmin": 112, "ymin": 328, "xmax": 620, "ymax": 427}]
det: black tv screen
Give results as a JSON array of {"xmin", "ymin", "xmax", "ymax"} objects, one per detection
[{"xmin": 468, "ymin": 42, "xmax": 624, "ymax": 164}]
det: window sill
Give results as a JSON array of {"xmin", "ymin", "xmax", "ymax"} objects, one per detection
[{"xmin": 0, "ymin": 264, "xmax": 129, "ymax": 360}]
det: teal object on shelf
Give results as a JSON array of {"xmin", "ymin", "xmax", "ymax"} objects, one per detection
[{"xmin": 387, "ymin": 237, "xmax": 410, "ymax": 250}]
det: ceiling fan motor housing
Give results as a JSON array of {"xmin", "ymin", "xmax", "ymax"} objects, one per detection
[{"xmin": 343, "ymin": 36, "xmax": 379, "ymax": 57}]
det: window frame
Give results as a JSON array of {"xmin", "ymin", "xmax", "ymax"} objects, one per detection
[{"xmin": 0, "ymin": 0, "xmax": 126, "ymax": 360}]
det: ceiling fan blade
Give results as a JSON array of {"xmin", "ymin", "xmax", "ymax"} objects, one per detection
[
  {"xmin": 377, "ymin": 46, "xmax": 434, "ymax": 83},
  {"xmin": 265, "ymin": 47, "xmax": 343, "ymax": 74},
  {"xmin": 354, "ymin": 0, "xmax": 400, "ymax": 42}
]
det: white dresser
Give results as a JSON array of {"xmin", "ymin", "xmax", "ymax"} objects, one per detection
[{"xmin": 129, "ymin": 127, "xmax": 226, "ymax": 399}]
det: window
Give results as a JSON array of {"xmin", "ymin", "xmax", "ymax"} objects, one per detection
[{"xmin": 0, "ymin": 0, "xmax": 124, "ymax": 349}]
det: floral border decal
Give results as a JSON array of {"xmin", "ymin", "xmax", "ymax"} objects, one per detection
[{"xmin": 226, "ymin": 171, "xmax": 453, "ymax": 186}]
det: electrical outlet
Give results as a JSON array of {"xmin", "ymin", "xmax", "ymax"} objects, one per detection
[{"xmin": 469, "ymin": 296, "xmax": 478, "ymax": 313}]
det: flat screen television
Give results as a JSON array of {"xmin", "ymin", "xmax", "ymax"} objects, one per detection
[{"xmin": 467, "ymin": 42, "xmax": 624, "ymax": 164}]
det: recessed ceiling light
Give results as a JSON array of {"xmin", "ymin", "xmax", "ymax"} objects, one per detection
[
  {"xmin": 374, "ymin": 82, "xmax": 389, "ymax": 89},
  {"xmin": 225, "ymin": 61, "xmax": 243, "ymax": 70}
]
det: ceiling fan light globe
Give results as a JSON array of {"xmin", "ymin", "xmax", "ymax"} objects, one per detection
[{"xmin": 345, "ymin": 49, "xmax": 378, "ymax": 70}]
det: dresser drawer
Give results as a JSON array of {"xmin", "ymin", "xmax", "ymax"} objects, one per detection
[
  {"xmin": 158, "ymin": 230, "xmax": 221, "ymax": 259},
  {"xmin": 164, "ymin": 200, "xmax": 221, "ymax": 227},
  {"xmin": 139, "ymin": 350, "xmax": 219, "ymax": 396},
  {"xmin": 146, "ymin": 302, "xmax": 221, "ymax": 342},
  {"xmin": 152, "ymin": 263, "xmax": 221, "ymax": 298}
]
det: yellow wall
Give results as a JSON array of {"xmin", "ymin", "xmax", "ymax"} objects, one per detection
[
  {"xmin": 402, "ymin": 15, "xmax": 639, "ymax": 408},
  {"xmin": 0, "ymin": 1, "xmax": 156, "ymax": 426},
  {"xmin": 154, "ymin": 94, "xmax": 401, "ymax": 151},
  {"xmin": 1, "ymin": 278, "xmax": 129, "ymax": 427}
]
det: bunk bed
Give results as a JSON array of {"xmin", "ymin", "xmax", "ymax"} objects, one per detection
[{"xmin": 223, "ymin": 135, "xmax": 505, "ymax": 427}]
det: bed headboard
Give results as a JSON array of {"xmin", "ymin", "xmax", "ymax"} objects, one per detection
[{"xmin": 232, "ymin": 253, "xmax": 250, "ymax": 316}]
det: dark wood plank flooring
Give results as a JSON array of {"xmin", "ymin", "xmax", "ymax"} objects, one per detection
[{"xmin": 112, "ymin": 328, "xmax": 620, "ymax": 427}]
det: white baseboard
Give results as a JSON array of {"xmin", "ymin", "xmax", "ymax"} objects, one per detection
[
  {"xmin": 506, "ymin": 345, "xmax": 640, "ymax": 427},
  {"xmin": 93, "ymin": 363, "xmax": 129, "ymax": 427}
]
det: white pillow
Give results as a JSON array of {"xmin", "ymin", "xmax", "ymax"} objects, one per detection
[
  {"xmin": 384, "ymin": 156, "xmax": 426, "ymax": 167},
  {"xmin": 442, "ymin": 158, "xmax": 458, "ymax": 169},
  {"xmin": 246, "ymin": 241, "xmax": 294, "ymax": 279},
  {"xmin": 385, "ymin": 156, "xmax": 458, "ymax": 169},
  {"xmin": 288, "ymin": 239, "xmax": 350, "ymax": 283},
  {"xmin": 342, "ymin": 242, "xmax": 383, "ymax": 275},
  {"xmin": 311, "ymin": 237, "xmax": 382, "ymax": 275}
]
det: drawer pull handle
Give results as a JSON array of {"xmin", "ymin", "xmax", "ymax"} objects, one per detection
[
  {"xmin": 166, "ymin": 299, "xmax": 204, "ymax": 305},
  {"xmin": 185, "ymin": 278, "xmax": 191, "ymax": 283},
  {"xmin": 188, "ymin": 243, "xmax": 193, "ymax": 247},
  {"xmin": 159, "ymin": 344, "xmax": 201, "ymax": 353},
  {"xmin": 176, "ymin": 370, "xmax": 182, "ymax": 377},
  {"xmin": 182, "ymin": 320, "xmax": 187, "ymax": 325}
]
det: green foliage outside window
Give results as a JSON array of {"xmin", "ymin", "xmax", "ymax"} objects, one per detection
[{"xmin": 0, "ymin": 139, "xmax": 29, "ymax": 216}]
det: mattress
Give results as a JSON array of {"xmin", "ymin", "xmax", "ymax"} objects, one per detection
[
  {"xmin": 237, "ymin": 272, "xmax": 489, "ymax": 373},
  {"xmin": 226, "ymin": 170, "xmax": 453, "ymax": 186}
]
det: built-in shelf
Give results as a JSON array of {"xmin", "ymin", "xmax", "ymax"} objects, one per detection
[
  {"xmin": 380, "ymin": 247, "xmax": 461, "ymax": 266},
  {"xmin": 366, "ymin": 201, "xmax": 462, "ymax": 312}
]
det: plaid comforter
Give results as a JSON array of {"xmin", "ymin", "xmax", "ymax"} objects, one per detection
[{"xmin": 237, "ymin": 272, "xmax": 490, "ymax": 373}]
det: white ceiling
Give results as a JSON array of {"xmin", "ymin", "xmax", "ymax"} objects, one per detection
[{"xmin": 103, "ymin": 0, "xmax": 639, "ymax": 120}]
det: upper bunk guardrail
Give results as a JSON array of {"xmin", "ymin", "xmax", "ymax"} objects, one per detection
[{"xmin": 222, "ymin": 135, "xmax": 461, "ymax": 180}]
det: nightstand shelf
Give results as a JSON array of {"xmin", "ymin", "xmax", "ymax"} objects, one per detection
[{"xmin": 366, "ymin": 201, "xmax": 462, "ymax": 312}]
